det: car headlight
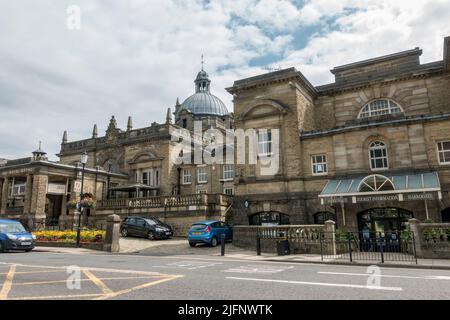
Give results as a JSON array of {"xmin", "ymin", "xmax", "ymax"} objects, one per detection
[
  {"xmin": 6, "ymin": 233, "xmax": 18, "ymax": 240},
  {"xmin": 155, "ymin": 227, "xmax": 165, "ymax": 232},
  {"xmin": 32, "ymin": 234, "xmax": 37, "ymax": 240}
]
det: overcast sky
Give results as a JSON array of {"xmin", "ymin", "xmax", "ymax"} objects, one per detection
[{"xmin": 1, "ymin": 0, "xmax": 449, "ymax": 160}]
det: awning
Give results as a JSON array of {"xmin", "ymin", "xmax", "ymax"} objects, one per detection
[
  {"xmin": 319, "ymin": 172, "xmax": 442, "ymax": 204},
  {"xmin": 110, "ymin": 183, "xmax": 160, "ymax": 192}
]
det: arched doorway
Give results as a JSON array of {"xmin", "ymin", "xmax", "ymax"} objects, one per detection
[
  {"xmin": 249, "ymin": 212, "xmax": 290, "ymax": 226},
  {"xmin": 442, "ymin": 208, "xmax": 450, "ymax": 223},
  {"xmin": 358, "ymin": 208, "xmax": 413, "ymax": 235}
]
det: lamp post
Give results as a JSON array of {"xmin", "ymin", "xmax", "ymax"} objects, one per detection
[{"xmin": 76, "ymin": 150, "xmax": 88, "ymax": 248}]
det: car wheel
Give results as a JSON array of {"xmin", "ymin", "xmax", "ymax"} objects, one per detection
[
  {"xmin": 121, "ymin": 228, "xmax": 128, "ymax": 237},
  {"xmin": 0, "ymin": 241, "xmax": 4, "ymax": 253},
  {"xmin": 210, "ymin": 237, "xmax": 218, "ymax": 247},
  {"xmin": 189, "ymin": 242, "xmax": 196, "ymax": 247},
  {"xmin": 148, "ymin": 232, "xmax": 155, "ymax": 240},
  {"xmin": 25, "ymin": 249, "xmax": 33, "ymax": 252}
]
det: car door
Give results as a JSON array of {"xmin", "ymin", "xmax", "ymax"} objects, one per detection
[
  {"xmin": 126, "ymin": 218, "xmax": 138, "ymax": 236},
  {"xmin": 135, "ymin": 218, "xmax": 148, "ymax": 237},
  {"xmin": 215, "ymin": 222, "xmax": 227, "ymax": 240}
]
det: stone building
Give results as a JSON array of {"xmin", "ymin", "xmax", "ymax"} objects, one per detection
[
  {"xmin": 228, "ymin": 36, "xmax": 450, "ymax": 234},
  {"xmin": 0, "ymin": 68, "xmax": 234, "ymax": 234}
]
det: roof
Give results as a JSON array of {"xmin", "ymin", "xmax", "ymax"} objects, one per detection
[
  {"xmin": 180, "ymin": 92, "xmax": 229, "ymax": 117},
  {"xmin": 331, "ymin": 48, "xmax": 422, "ymax": 74},
  {"xmin": 192, "ymin": 220, "xmax": 220, "ymax": 225},
  {"xmin": 109, "ymin": 183, "xmax": 160, "ymax": 192}
]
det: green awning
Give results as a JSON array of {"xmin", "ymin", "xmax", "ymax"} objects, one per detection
[{"xmin": 319, "ymin": 172, "xmax": 441, "ymax": 204}]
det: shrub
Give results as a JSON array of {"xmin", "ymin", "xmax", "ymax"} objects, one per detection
[{"xmin": 33, "ymin": 230, "xmax": 105, "ymax": 243}]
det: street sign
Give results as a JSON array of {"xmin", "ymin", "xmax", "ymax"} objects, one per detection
[{"xmin": 74, "ymin": 181, "xmax": 82, "ymax": 193}]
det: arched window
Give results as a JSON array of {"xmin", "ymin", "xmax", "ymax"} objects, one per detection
[
  {"xmin": 104, "ymin": 159, "xmax": 119, "ymax": 174},
  {"xmin": 369, "ymin": 141, "xmax": 388, "ymax": 170},
  {"xmin": 313, "ymin": 212, "xmax": 337, "ymax": 225},
  {"xmin": 358, "ymin": 174, "xmax": 395, "ymax": 192},
  {"xmin": 358, "ymin": 99, "xmax": 403, "ymax": 119}
]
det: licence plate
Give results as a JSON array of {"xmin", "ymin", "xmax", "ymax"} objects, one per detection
[
  {"xmin": 165, "ymin": 232, "xmax": 171, "ymax": 235},
  {"xmin": 21, "ymin": 242, "xmax": 32, "ymax": 246},
  {"xmin": 193, "ymin": 232, "xmax": 201, "ymax": 235}
]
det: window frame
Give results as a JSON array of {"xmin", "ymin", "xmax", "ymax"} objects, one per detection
[
  {"xmin": 437, "ymin": 141, "xmax": 450, "ymax": 165},
  {"xmin": 257, "ymin": 131, "xmax": 273, "ymax": 156},
  {"xmin": 223, "ymin": 187, "xmax": 234, "ymax": 195},
  {"xmin": 311, "ymin": 154, "xmax": 328, "ymax": 176},
  {"xmin": 223, "ymin": 164, "xmax": 234, "ymax": 181},
  {"xmin": 368, "ymin": 141, "xmax": 389, "ymax": 171},
  {"xmin": 358, "ymin": 99, "xmax": 403, "ymax": 119},
  {"xmin": 182, "ymin": 169, "xmax": 192, "ymax": 185},
  {"xmin": 197, "ymin": 166, "xmax": 208, "ymax": 184}
]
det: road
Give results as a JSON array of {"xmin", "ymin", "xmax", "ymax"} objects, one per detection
[{"xmin": 0, "ymin": 249, "xmax": 450, "ymax": 300}]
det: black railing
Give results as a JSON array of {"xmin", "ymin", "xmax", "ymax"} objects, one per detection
[{"xmin": 320, "ymin": 231, "xmax": 417, "ymax": 264}]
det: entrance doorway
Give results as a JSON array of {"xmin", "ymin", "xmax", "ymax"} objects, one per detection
[
  {"xmin": 45, "ymin": 194, "xmax": 63, "ymax": 226},
  {"xmin": 358, "ymin": 208, "xmax": 413, "ymax": 236},
  {"xmin": 442, "ymin": 208, "xmax": 450, "ymax": 223}
]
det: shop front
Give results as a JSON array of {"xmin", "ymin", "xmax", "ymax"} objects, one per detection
[{"xmin": 319, "ymin": 172, "xmax": 442, "ymax": 233}]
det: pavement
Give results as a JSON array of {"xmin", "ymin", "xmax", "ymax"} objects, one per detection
[{"xmin": 1, "ymin": 247, "xmax": 450, "ymax": 300}]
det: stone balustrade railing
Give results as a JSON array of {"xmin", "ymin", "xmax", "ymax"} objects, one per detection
[
  {"xmin": 97, "ymin": 194, "xmax": 231, "ymax": 210},
  {"xmin": 408, "ymin": 219, "xmax": 450, "ymax": 259}
]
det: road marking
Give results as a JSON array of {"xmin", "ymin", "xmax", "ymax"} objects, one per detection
[
  {"xmin": 9, "ymin": 293, "xmax": 104, "ymax": 300},
  {"xmin": 223, "ymin": 265, "xmax": 295, "ymax": 275},
  {"xmin": 318, "ymin": 271, "xmax": 450, "ymax": 280},
  {"xmin": 14, "ymin": 276, "xmax": 159, "ymax": 286},
  {"xmin": 0, "ymin": 270, "xmax": 65, "ymax": 275},
  {"xmin": 82, "ymin": 269, "xmax": 114, "ymax": 295},
  {"xmin": 0, "ymin": 262, "xmax": 172, "ymax": 277},
  {"xmin": 226, "ymin": 276, "xmax": 403, "ymax": 291},
  {"xmin": 0, "ymin": 265, "xmax": 16, "ymax": 300},
  {"xmin": 161, "ymin": 261, "xmax": 222, "ymax": 270},
  {"xmin": 94, "ymin": 275, "xmax": 183, "ymax": 300}
]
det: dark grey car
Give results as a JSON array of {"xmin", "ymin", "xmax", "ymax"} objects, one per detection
[{"xmin": 120, "ymin": 216, "xmax": 173, "ymax": 240}]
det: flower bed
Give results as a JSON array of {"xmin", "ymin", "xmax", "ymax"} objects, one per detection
[{"xmin": 33, "ymin": 230, "xmax": 105, "ymax": 244}]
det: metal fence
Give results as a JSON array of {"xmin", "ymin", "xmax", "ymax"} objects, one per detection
[{"xmin": 320, "ymin": 231, "xmax": 417, "ymax": 264}]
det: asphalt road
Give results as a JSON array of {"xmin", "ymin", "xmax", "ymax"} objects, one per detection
[{"xmin": 1, "ymin": 249, "xmax": 450, "ymax": 300}]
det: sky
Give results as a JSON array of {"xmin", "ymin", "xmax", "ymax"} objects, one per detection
[{"xmin": 0, "ymin": 0, "xmax": 449, "ymax": 160}]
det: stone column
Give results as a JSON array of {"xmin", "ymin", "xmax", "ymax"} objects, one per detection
[
  {"xmin": 408, "ymin": 218, "xmax": 423, "ymax": 258},
  {"xmin": 30, "ymin": 174, "xmax": 48, "ymax": 225},
  {"xmin": 23, "ymin": 174, "xmax": 33, "ymax": 214},
  {"xmin": 0, "ymin": 177, "xmax": 8, "ymax": 214},
  {"xmin": 324, "ymin": 220, "xmax": 336, "ymax": 255},
  {"xmin": 103, "ymin": 214, "xmax": 121, "ymax": 253}
]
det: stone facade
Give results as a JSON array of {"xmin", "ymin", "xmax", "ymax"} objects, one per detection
[{"xmin": 228, "ymin": 36, "xmax": 450, "ymax": 232}]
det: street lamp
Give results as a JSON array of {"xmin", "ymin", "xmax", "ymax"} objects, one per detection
[{"xmin": 76, "ymin": 150, "xmax": 88, "ymax": 248}]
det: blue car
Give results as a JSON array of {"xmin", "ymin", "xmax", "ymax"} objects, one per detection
[
  {"xmin": 0, "ymin": 220, "xmax": 36, "ymax": 253},
  {"xmin": 188, "ymin": 220, "xmax": 233, "ymax": 247}
]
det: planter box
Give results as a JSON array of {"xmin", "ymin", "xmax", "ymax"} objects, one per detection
[{"xmin": 36, "ymin": 241, "xmax": 103, "ymax": 251}]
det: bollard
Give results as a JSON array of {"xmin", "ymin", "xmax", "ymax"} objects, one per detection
[
  {"xmin": 256, "ymin": 232, "xmax": 261, "ymax": 256},
  {"xmin": 221, "ymin": 234, "xmax": 226, "ymax": 256},
  {"xmin": 347, "ymin": 232, "xmax": 353, "ymax": 262}
]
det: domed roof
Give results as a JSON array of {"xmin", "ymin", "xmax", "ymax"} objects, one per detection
[
  {"xmin": 178, "ymin": 69, "xmax": 229, "ymax": 117},
  {"xmin": 181, "ymin": 92, "xmax": 229, "ymax": 117}
]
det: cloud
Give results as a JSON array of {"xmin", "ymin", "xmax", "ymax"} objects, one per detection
[{"xmin": 0, "ymin": 0, "xmax": 449, "ymax": 160}]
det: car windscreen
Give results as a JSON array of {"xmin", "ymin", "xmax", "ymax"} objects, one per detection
[
  {"xmin": 0, "ymin": 222, "xmax": 26, "ymax": 233},
  {"xmin": 190, "ymin": 224, "xmax": 207, "ymax": 230},
  {"xmin": 144, "ymin": 219, "xmax": 158, "ymax": 225}
]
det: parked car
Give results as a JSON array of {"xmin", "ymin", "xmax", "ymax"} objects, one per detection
[
  {"xmin": 187, "ymin": 220, "xmax": 233, "ymax": 247},
  {"xmin": 148, "ymin": 216, "xmax": 173, "ymax": 237},
  {"xmin": 120, "ymin": 216, "xmax": 173, "ymax": 240},
  {"xmin": 0, "ymin": 219, "xmax": 36, "ymax": 253}
]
